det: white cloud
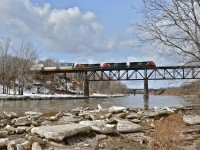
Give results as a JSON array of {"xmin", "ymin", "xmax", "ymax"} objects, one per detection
[
  {"xmin": 1, "ymin": 0, "xmax": 166, "ymax": 66},
  {"xmin": 0, "ymin": 0, "xmax": 135, "ymax": 56}
]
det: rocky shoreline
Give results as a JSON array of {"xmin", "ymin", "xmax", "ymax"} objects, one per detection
[{"xmin": 0, "ymin": 105, "xmax": 200, "ymax": 149}]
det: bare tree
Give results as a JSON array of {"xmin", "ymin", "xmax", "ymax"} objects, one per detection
[
  {"xmin": 15, "ymin": 41, "xmax": 38, "ymax": 95},
  {"xmin": 0, "ymin": 38, "xmax": 13, "ymax": 94},
  {"xmin": 137, "ymin": 0, "xmax": 200, "ymax": 63},
  {"xmin": 90, "ymin": 81, "xmax": 128, "ymax": 94},
  {"xmin": 37, "ymin": 58, "xmax": 59, "ymax": 67}
]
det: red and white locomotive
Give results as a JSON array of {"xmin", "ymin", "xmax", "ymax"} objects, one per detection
[
  {"xmin": 31, "ymin": 61, "xmax": 156, "ymax": 70},
  {"xmin": 76, "ymin": 61, "xmax": 156, "ymax": 68}
]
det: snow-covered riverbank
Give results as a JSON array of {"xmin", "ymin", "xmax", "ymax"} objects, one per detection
[{"xmin": 0, "ymin": 93, "xmax": 125, "ymax": 100}]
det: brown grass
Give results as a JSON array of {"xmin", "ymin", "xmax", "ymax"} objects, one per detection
[
  {"xmin": 161, "ymin": 80, "xmax": 200, "ymax": 96},
  {"xmin": 149, "ymin": 113, "xmax": 186, "ymax": 150},
  {"xmin": 195, "ymin": 140, "xmax": 200, "ymax": 149}
]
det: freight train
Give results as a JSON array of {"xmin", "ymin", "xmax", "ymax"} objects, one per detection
[{"xmin": 31, "ymin": 61, "xmax": 156, "ymax": 71}]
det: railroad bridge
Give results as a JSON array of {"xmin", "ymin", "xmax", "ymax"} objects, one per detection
[{"xmin": 35, "ymin": 65, "xmax": 200, "ymax": 109}]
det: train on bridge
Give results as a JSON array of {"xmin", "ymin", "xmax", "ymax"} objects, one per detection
[{"xmin": 31, "ymin": 61, "xmax": 156, "ymax": 71}]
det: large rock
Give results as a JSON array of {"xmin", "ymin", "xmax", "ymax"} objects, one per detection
[
  {"xmin": 0, "ymin": 131, "xmax": 8, "ymax": 138},
  {"xmin": 7, "ymin": 138, "xmax": 27, "ymax": 150},
  {"xmin": 0, "ymin": 138, "xmax": 8, "ymax": 148},
  {"xmin": 117, "ymin": 120, "xmax": 143, "ymax": 133},
  {"xmin": 3, "ymin": 111, "xmax": 18, "ymax": 118},
  {"xmin": 18, "ymin": 140, "xmax": 32, "ymax": 149},
  {"xmin": 79, "ymin": 120, "xmax": 115, "ymax": 134},
  {"xmin": 5, "ymin": 125, "xmax": 16, "ymax": 134},
  {"xmin": 15, "ymin": 116, "xmax": 32, "ymax": 126},
  {"xmin": 108, "ymin": 106, "xmax": 126, "ymax": 113},
  {"xmin": 183, "ymin": 115, "xmax": 200, "ymax": 125},
  {"xmin": 126, "ymin": 113, "xmax": 141, "ymax": 119},
  {"xmin": 31, "ymin": 124, "xmax": 91, "ymax": 141},
  {"xmin": 32, "ymin": 142, "xmax": 42, "ymax": 150},
  {"xmin": 16, "ymin": 126, "xmax": 30, "ymax": 134}
]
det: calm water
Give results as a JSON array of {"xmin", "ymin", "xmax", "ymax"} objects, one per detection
[{"xmin": 0, "ymin": 94, "xmax": 187, "ymax": 114}]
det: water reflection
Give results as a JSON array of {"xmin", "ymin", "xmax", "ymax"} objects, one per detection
[
  {"xmin": 0, "ymin": 94, "xmax": 187, "ymax": 115},
  {"xmin": 143, "ymin": 95, "xmax": 149, "ymax": 110},
  {"xmin": 84, "ymin": 99, "xmax": 90, "ymax": 107}
]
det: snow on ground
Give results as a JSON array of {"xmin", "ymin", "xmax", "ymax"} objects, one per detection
[
  {"xmin": 91, "ymin": 93, "xmax": 125, "ymax": 97},
  {"xmin": 0, "ymin": 93, "xmax": 125, "ymax": 99},
  {"xmin": 0, "ymin": 93, "xmax": 81, "ymax": 98}
]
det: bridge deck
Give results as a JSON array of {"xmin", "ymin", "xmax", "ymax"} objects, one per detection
[{"xmin": 35, "ymin": 65, "xmax": 200, "ymax": 81}]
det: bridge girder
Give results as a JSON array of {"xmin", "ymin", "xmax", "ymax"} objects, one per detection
[
  {"xmin": 85, "ymin": 67, "xmax": 200, "ymax": 81},
  {"xmin": 37, "ymin": 66, "xmax": 200, "ymax": 81}
]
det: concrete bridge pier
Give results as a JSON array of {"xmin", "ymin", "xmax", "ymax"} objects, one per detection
[
  {"xmin": 83, "ymin": 72, "xmax": 89, "ymax": 97},
  {"xmin": 144, "ymin": 70, "xmax": 149, "ymax": 110},
  {"xmin": 144, "ymin": 79, "xmax": 149, "ymax": 110}
]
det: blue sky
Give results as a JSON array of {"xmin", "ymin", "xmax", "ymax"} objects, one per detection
[{"xmin": 0, "ymin": 0, "xmax": 184, "ymax": 88}]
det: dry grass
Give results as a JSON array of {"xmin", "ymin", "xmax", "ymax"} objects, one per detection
[
  {"xmin": 162, "ymin": 80, "xmax": 200, "ymax": 96},
  {"xmin": 98, "ymin": 134, "xmax": 147, "ymax": 150},
  {"xmin": 195, "ymin": 140, "xmax": 200, "ymax": 149},
  {"xmin": 149, "ymin": 113, "xmax": 186, "ymax": 150}
]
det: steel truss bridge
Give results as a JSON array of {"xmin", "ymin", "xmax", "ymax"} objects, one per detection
[
  {"xmin": 40, "ymin": 66, "xmax": 200, "ymax": 81},
  {"xmin": 36, "ymin": 65, "xmax": 200, "ymax": 109}
]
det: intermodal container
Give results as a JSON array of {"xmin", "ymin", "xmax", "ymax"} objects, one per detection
[{"xmin": 59, "ymin": 63, "xmax": 74, "ymax": 67}]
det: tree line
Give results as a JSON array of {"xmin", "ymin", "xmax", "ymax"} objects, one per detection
[{"xmin": 0, "ymin": 38, "xmax": 37, "ymax": 95}]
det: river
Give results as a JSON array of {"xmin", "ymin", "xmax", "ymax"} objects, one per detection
[{"xmin": 0, "ymin": 94, "xmax": 190, "ymax": 115}]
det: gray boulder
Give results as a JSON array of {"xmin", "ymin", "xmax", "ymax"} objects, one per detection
[
  {"xmin": 109, "ymin": 106, "xmax": 126, "ymax": 113},
  {"xmin": 79, "ymin": 120, "xmax": 116, "ymax": 134},
  {"xmin": 183, "ymin": 115, "xmax": 200, "ymax": 125},
  {"xmin": 32, "ymin": 142, "xmax": 42, "ymax": 150},
  {"xmin": 15, "ymin": 116, "xmax": 32, "ymax": 126},
  {"xmin": 0, "ymin": 138, "xmax": 8, "ymax": 148},
  {"xmin": 0, "ymin": 131, "xmax": 8, "ymax": 138},
  {"xmin": 5, "ymin": 125, "xmax": 16, "ymax": 134},
  {"xmin": 16, "ymin": 126, "xmax": 30, "ymax": 134},
  {"xmin": 31, "ymin": 124, "xmax": 91, "ymax": 141},
  {"xmin": 117, "ymin": 120, "xmax": 143, "ymax": 133},
  {"xmin": 7, "ymin": 138, "xmax": 26, "ymax": 150},
  {"xmin": 126, "ymin": 113, "xmax": 141, "ymax": 119}
]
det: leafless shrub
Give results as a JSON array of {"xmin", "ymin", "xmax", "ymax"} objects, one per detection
[
  {"xmin": 14, "ymin": 41, "xmax": 38, "ymax": 95},
  {"xmin": 149, "ymin": 114, "xmax": 186, "ymax": 150},
  {"xmin": 90, "ymin": 81, "xmax": 128, "ymax": 94}
]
